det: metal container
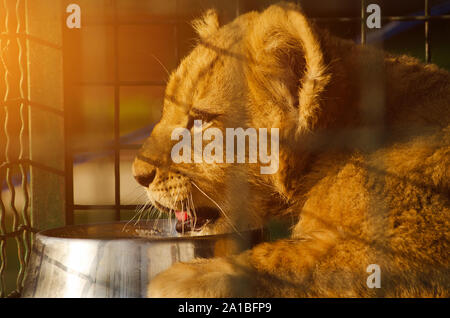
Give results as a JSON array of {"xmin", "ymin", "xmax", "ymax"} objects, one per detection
[{"xmin": 21, "ymin": 220, "xmax": 263, "ymax": 298}]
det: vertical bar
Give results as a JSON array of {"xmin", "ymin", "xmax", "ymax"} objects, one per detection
[
  {"xmin": 62, "ymin": 1, "xmax": 74, "ymax": 226},
  {"xmin": 113, "ymin": 0, "xmax": 121, "ymax": 221},
  {"xmin": 0, "ymin": 0, "xmax": 9, "ymax": 298},
  {"xmin": 14, "ymin": 0, "xmax": 28, "ymax": 293},
  {"xmin": 424, "ymin": 0, "xmax": 431, "ymax": 63},
  {"xmin": 63, "ymin": 111, "xmax": 74, "ymax": 225},
  {"xmin": 360, "ymin": 0, "xmax": 366, "ymax": 45},
  {"xmin": 0, "ymin": 197, "xmax": 5, "ymax": 297},
  {"xmin": 174, "ymin": 0, "xmax": 179, "ymax": 63},
  {"xmin": 235, "ymin": 0, "xmax": 240, "ymax": 17}
]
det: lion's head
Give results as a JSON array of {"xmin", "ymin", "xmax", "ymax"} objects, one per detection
[{"xmin": 132, "ymin": 3, "xmax": 336, "ymax": 235}]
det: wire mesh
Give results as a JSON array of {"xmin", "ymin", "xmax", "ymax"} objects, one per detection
[
  {"xmin": 1, "ymin": 0, "xmax": 64, "ymax": 297},
  {"xmin": 0, "ymin": 0, "xmax": 36, "ymax": 298}
]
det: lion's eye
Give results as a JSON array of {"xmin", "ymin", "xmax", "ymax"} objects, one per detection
[{"xmin": 187, "ymin": 109, "xmax": 219, "ymax": 130}]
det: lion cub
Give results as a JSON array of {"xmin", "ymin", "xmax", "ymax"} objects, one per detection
[{"xmin": 133, "ymin": 3, "xmax": 449, "ymax": 297}]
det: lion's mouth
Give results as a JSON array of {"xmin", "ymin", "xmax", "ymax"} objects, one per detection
[
  {"xmin": 174, "ymin": 206, "xmax": 220, "ymax": 233},
  {"xmin": 154, "ymin": 201, "xmax": 220, "ymax": 233}
]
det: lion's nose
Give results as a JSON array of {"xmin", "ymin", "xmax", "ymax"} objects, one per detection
[
  {"xmin": 133, "ymin": 157, "xmax": 157, "ymax": 187},
  {"xmin": 134, "ymin": 169, "xmax": 156, "ymax": 188}
]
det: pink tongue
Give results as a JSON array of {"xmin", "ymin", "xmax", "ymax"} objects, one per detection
[{"xmin": 175, "ymin": 211, "xmax": 189, "ymax": 222}]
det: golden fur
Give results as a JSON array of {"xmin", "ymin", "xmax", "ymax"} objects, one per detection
[{"xmin": 133, "ymin": 3, "xmax": 450, "ymax": 297}]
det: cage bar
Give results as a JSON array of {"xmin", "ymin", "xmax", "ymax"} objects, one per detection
[
  {"xmin": 360, "ymin": 0, "xmax": 366, "ymax": 45},
  {"xmin": 425, "ymin": 0, "xmax": 431, "ymax": 63}
]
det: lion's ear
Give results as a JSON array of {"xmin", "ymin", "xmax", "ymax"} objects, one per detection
[
  {"xmin": 192, "ymin": 9, "xmax": 220, "ymax": 39},
  {"xmin": 248, "ymin": 4, "xmax": 331, "ymax": 132}
]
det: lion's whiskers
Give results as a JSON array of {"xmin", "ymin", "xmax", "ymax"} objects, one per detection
[
  {"xmin": 122, "ymin": 197, "xmax": 151, "ymax": 231},
  {"xmin": 169, "ymin": 187, "xmax": 182, "ymax": 230},
  {"xmin": 189, "ymin": 191, "xmax": 198, "ymax": 231},
  {"xmin": 181, "ymin": 200, "xmax": 186, "ymax": 234},
  {"xmin": 152, "ymin": 207, "xmax": 162, "ymax": 230},
  {"xmin": 186, "ymin": 195, "xmax": 192, "ymax": 230},
  {"xmin": 134, "ymin": 203, "xmax": 147, "ymax": 225},
  {"xmin": 124, "ymin": 186, "xmax": 147, "ymax": 204},
  {"xmin": 147, "ymin": 204, "xmax": 158, "ymax": 224},
  {"xmin": 190, "ymin": 181, "xmax": 242, "ymax": 236}
]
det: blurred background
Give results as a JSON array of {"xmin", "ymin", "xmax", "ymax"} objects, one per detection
[{"xmin": 1, "ymin": 0, "xmax": 449, "ymax": 297}]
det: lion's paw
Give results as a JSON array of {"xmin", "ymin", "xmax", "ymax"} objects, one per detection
[{"xmin": 147, "ymin": 258, "xmax": 253, "ymax": 298}]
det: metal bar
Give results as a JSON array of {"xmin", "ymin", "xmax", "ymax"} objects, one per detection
[
  {"xmin": 0, "ymin": 32, "xmax": 62, "ymax": 50},
  {"xmin": 113, "ymin": 0, "xmax": 121, "ymax": 221},
  {"xmin": 380, "ymin": 14, "xmax": 450, "ymax": 21},
  {"xmin": 0, "ymin": 98, "xmax": 64, "ymax": 117},
  {"xmin": 174, "ymin": 0, "xmax": 179, "ymax": 63},
  {"xmin": 83, "ymin": 19, "xmax": 188, "ymax": 27},
  {"xmin": 0, "ymin": 159, "xmax": 65, "ymax": 176},
  {"xmin": 0, "ymin": 226, "xmax": 39, "ymax": 241},
  {"xmin": 62, "ymin": 3, "xmax": 74, "ymax": 226},
  {"xmin": 72, "ymin": 143, "xmax": 141, "ymax": 154},
  {"xmin": 73, "ymin": 204, "xmax": 140, "ymax": 211},
  {"xmin": 360, "ymin": 0, "xmax": 366, "ymax": 45},
  {"xmin": 311, "ymin": 15, "xmax": 450, "ymax": 22},
  {"xmin": 0, "ymin": 186, "xmax": 7, "ymax": 296},
  {"xmin": 71, "ymin": 80, "xmax": 166, "ymax": 86},
  {"xmin": 119, "ymin": 144, "xmax": 141, "ymax": 150},
  {"xmin": 425, "ymin": 0, "xmax": 431, "ymax": 63}
]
